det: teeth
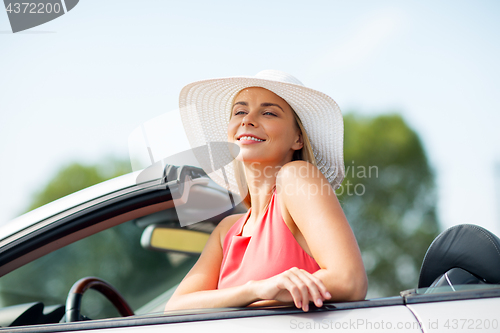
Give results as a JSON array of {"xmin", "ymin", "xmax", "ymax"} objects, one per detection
[{"xmin": 239, "ymin": 136, "xmax": 264, "ymax": 142}]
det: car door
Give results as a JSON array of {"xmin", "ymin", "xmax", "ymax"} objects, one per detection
[{"xmin": 405, "ymin": 288, "xmax": 500, "ymax": 333}]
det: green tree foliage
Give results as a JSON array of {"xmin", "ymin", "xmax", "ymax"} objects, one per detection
[
  {"xmin": 338, "ymin": 113, "xmax": 439, "ymax": 297},
  {"xmin": 25, "ymin": 157, "xmax": 132, "ymax": 212}
]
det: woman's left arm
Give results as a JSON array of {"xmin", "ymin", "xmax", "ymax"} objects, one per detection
[{"xmin": 276, "ymin": 161, "xmax": 368, "ymax": 301}]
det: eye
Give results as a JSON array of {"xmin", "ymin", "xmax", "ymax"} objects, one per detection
[
  {"xmin": 234, "ymin": 110, "xmax": 247, "ymax": 116},
  {"xmin": 263, "ymin": 111, "xmax": 277, "ymax": 116}
]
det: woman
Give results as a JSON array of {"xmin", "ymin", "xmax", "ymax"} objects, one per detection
[{"xmin": 165, "ymin": 70, "xmax": 367, "ymax": 312}]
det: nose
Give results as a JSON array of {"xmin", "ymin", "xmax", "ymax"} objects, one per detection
[{"xmin": 241, "ymin": 112, "xmax": 257, "ymax": 127}]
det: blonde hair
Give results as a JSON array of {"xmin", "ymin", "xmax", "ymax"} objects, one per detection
[{"xmin": 232, "ymin": 106, "xmax": 317, "ymax": 208}]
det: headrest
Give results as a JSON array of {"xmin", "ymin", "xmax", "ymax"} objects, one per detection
[{"xmin": 418, "ymin": 224, "xmax": 500, "ymax": 288}]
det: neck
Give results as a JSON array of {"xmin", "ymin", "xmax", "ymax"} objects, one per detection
[{"xmin": 243, "ymin": 159, "xmax": 289, "ymax": 218}]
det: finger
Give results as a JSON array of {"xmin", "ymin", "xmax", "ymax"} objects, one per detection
[
  {"xmin": 299, "ymin": 269, "xmax": 332, "ymax": 300},
  {"xmin": 296, "ymin": 269, "xmax": 330, "ymax": 301},
  {"xmin": 287, "ymin": 268, "xmax": 312, "ymax": 310},
  {"xmin": 291, "ymin": 270, "xmax": 324, "ymax": 308},
  {"xmin": 278, "ymin": 276, "xmax": 303, "ymax": 309},
  {"xmin": 286, "ymin": 273, "xmax": 311, "ymax": 311}
]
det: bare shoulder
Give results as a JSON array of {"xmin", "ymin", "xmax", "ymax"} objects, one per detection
[
  {"xmin": 276, "ymin": 160, "xmax": 334, "ymax": 195},
  {"xmin": 275, "ymin": 160, "xmax": 340, "ymax": 228},
  {"xmin": 276, "ymin": 160, "xmax": 323, "ymax": 182},
  {"xmin": 218, "ymin": 212, "xmax": 245, "ymax": 230},
  {"xmin": 215, "ymin": 212, "xmax": 246, "ymax": 244}
]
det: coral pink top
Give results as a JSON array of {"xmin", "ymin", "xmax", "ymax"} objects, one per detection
[{"xmin": 217, "ymin": 189, "xmax": 321, "ymax": 289}]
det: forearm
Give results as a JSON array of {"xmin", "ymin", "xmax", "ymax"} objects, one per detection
[
  {"xmin": 165, "ymin": 281, "xmax": 259, "ymax": 312},
  {"xmin": 313, "ymin": 268, "xmax": 367, "ymax": 302}
]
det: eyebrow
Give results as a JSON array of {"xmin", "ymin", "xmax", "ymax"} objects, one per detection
[
  {"xmin": 261, "ymin": 103, "xmax": 284, "ymax": 112},
  {"xmin": 232, "ymin": 101, "xmax": 284, "ymax": 112}
]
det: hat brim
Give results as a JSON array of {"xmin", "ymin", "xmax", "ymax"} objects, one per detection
[{"xmin": 179, "ymin": 75, "xmax": 345, "ymax": 197}]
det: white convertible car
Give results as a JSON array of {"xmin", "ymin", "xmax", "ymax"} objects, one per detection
[{"xmin": 0, "ymin": 161, "xmax": 499, "ymax": 332}]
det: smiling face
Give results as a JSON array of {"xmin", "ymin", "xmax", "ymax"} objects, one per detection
[{"xmin": 228, "ymin": 87, "xmax": 303, "ymax": 166}]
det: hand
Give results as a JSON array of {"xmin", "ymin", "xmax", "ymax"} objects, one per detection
[{"xmin": 250, "ymin": 267, "xmax": 332, "ymax": 312}]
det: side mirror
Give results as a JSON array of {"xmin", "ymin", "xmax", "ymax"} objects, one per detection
[{"xmin": 141, "ymin": 224, "xmax": 210, "ymax": 255}]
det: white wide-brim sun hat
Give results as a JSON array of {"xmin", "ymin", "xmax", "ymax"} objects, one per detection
[{"xmin": 178, "ymin": 70, "xmax": 345, "ymax": 198}]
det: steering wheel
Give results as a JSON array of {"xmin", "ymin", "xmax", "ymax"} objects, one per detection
[{"xmin": 65, "ymin": 277, "xmax": 134, "ymax": 322}]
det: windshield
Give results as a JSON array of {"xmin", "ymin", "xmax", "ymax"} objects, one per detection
[{"xmin": 0, "ymin": 171, "xmax": 147, "ymax": 243}]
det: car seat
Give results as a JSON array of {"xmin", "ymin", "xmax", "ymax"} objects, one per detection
[{"xmin": 418, "ymin": 224, "xmax": 500, "ymax": 290}]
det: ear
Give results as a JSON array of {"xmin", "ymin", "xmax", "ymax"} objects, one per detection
[{"xmin": 292, "ymin": 131, "xmax": 304, "ymax": 151}]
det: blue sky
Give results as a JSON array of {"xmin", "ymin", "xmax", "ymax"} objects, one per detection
[{"xmin": 1, "ymin": 0, "xmax": 499, "ymax": 234}]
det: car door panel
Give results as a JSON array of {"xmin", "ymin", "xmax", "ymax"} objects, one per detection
[{"xmin": 407, "ymin": 297, "xmax": 500, "ymax": 333}]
